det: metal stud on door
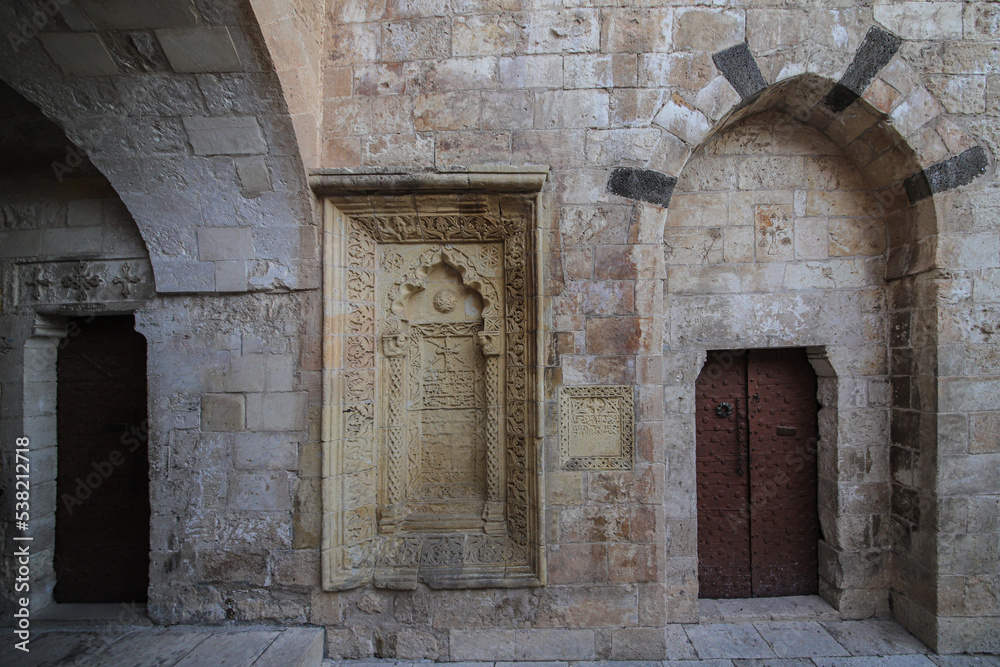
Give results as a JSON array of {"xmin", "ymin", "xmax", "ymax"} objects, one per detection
[{"xmin": 697, "ymin": 349, "xmax": 819, "ymax": 598}]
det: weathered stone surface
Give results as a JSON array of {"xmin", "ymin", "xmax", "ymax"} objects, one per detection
[
  {"xmin": 711, "ymin": 43, "xmax": 768, "ymax": 100},
  {"xmin": 904, "ymin": 147, "xmax": 989, "ymax": 203},
  {"xmin": 182, "ymin": 116, "xmax": 267, "ymax": 155},
  {"xmin": 824, "ymin": 27, "xmax": 902, "ymax": 113},
  {"xmin": 607, "ymin": 167, "xmax": 677, "ymax": 208},
  {"xmin": 201, "ymin": 393, "xmax": 245, "ymax": 431},
  {"xmin": 685, "ymin": 623, "xmax": 776, "ymax": 659},
  {"xmin": 674, "ymin": 9, "xmax": 744, "ymax": 53},
  {"xmin": 3, "ymin": 0, "xmax": 999, "ymax": 657}
]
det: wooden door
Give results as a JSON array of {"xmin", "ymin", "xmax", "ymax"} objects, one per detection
[
  {"xmin": 55, "ymin": 315, "xmax": 149, "ymax": 603},
  {"xmin": 696, "ymin": 349, "xmax": 819, "ymax": 598}
]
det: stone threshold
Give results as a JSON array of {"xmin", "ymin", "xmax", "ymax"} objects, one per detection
[
  {"xmin": 698, "ymin": 595, "xmax": 843, "ymax": 623},
  {"xmin": 34, "ymin": 602, "xmax": 154, "ymax": 627}
]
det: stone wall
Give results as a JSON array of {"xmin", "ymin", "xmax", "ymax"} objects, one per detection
[{"xmin": 0, "ymin": 0, "xmax": 997, "ymax": 657}]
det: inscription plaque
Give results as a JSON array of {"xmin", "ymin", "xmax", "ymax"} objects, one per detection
[{"xmin": 559, "ymin": 385, "xmax": 635, "ymax": 470}]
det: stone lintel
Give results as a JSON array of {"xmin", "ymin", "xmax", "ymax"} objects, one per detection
[{"xmin": 309, "ymin": 167, "xmax": 550, "ymax": 196}]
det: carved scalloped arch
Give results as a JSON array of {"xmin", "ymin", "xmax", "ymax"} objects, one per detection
[{"xmin": 388, "ymin": 245, "xmax": 501, "ymax": 331}]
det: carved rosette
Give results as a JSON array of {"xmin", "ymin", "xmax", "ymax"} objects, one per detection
[{"xmin": 322, "ymin": 192, "xmax": 542, "ymax": 591}]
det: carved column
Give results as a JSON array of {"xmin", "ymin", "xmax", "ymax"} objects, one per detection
[
  {"xmin": 478, "ymin": 330, "xmax": 505, "ymax": 535},
  {"xmin": 380, "ymin": 331, "xmax": 407, "ymax": 533}
]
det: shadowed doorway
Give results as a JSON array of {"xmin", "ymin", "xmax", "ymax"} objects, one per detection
[{"xmin": 55, "ymin": 315, "xmax": 149, "ymax": 603}]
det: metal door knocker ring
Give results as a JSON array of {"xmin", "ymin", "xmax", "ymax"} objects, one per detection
[{"xmin": 715, "ymin": 402, "xmax": 733, "ymax": 417}]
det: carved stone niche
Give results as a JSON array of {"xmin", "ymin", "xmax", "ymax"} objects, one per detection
[{"xmin": 313, "ymin": 169, "xmax": 547, "ymax": 590}]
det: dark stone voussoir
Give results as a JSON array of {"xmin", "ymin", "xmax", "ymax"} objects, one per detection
[
  {"xmin": 711, "ymin": 43, "xmax": 768, "ymax": 101},
  {"xmin": 606, "ymin": 167, "xmax": 678, "ymax": 208},
  {"xmin": 903, "ymin": 146, "xmax": 989, "ymax": 203},
  {"xmin": 824, "ymin": 26, "xmax": 902, "ymax": 113}
]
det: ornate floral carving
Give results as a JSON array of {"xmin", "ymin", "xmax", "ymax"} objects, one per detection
[
  {"xmin": 61, "ymin": 261, "xmax": 104, "ymax": 301},
  {"xmin": 349, "ymin": 233, "xmax": 375, "ymax": 270},
  {"xmin": 346, "ymin": 269, "xmax": 375, "ymax": 303},
  {"xmin": 25, "ymin": 267, "xmax": 55, "ymax": 301},
  {"xmin": 323, "ymin": 189, "xmax": 541, "ymax": 591},
  {"xmin": 344, "ymin": 403, "xmax": 374, "ymax": 438},
  {"xmin": 420, "ymin": 536, "xmax": 464, "ymax": 566},
  {"xmin": 432, "ymin": 288, "xmax": 458, "ymax": 313},
  {"xmin": 343, "ymin": 371, "xmax": 374, "ymax": 403},
  {"xmin": 112, "ymin": 262, "xmax": 143, "ymax": 298},
  {"xmin": 346, "ymin": 336, "xmax": 375, "ymax": 369},
  {"xmin": 349, "ymin": 304, "xmax": 375, "ymax": 335}
]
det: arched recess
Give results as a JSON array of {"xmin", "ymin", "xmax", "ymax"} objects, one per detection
[
  {"xmin": 0, "ymin": 80, "xmax": 156, "ymax": 617},
  {"xmin": 0, "ymin": 0, "xmax": 316, "ymax": 294},
  {"xmin": 661, "ymin": 74, "xmax": 943, "ymax": 641}
]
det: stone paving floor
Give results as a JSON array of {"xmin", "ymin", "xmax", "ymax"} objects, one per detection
[
  {"xmin": 1, "ymin": 621, "xmax": 323, "ymax": 666},
  {"xmin": 2, "ymin": 601, "xmax": 997, "ymax": 666},
  {"xmin": 327, "ymin": 618, "xmax": 1000, "ymax": 666}
]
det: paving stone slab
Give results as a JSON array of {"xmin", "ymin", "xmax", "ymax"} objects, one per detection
[
  {"xmin": 574, "ymin": 662, "xmax": 659, "ymax": 667},
  {"xmin": 701, "ymin": 596, "xmax": 839, "ymax": 623},
  {"xmin": 82, "ymin": 628, "xmax": 211, "ymax": 666},
  {"xmin": 929, "ymin": 657, "xmax": 1000, "ymax": 667},
  {"xmin": 174, "ymin": 630, "xmax": 280, "ymax": 666},
  {"xmin": 730, "ymin": 659, "xmax": 816, "ymax": 666},
  {"xmin": 665, "ymin": 624, "xmax": 700, "ymax": 660},
  {"xmin": 664, "ymin": 660, "xmax": 735, "ymax": 666},
  {"xmin": 685, "ymin": 623, "xmax": 777, "ymax": 660},
  {"xmin": 753, "ymin": 621, "xmax": 850, "ymax": 658},
  {"xmin": 3, "ymin": 631, "xmax": 105, "ymax": 667},
  {"xmin": 819, "ymin": 620, "xmax": 930, "ymax": 656},
  {"xmin": 255, "ymin": 628, "xmax": 325, "ymax": 667},
  {"xmin": 812, "ymin": 656, "xmax": 938, "ymax": 667}
]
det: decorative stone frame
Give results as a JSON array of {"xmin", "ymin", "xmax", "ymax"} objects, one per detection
[
  {"xmin": 558, "ymin": 385, "xmax": 635, "ymax": 470},
  {"xmin": 313, "ymin": 169, "xmax": 548, "ymax": 590}
]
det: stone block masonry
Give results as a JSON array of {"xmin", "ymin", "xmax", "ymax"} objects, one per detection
[{"xmin": 1, "ymin": 0, "xmax": 998, "ymax": 658}]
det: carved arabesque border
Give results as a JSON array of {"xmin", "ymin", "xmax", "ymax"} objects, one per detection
[{"xmin": 322, "ymin": 191, "xmax": 543, "ymax": 591}]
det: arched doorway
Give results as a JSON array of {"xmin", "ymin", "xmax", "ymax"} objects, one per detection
[
  {"xmin": 664, "ymin": 76, "xmax": 920, "ymax": 614},
  {"xmin": 0, "ymin": 81, "xmax": 155, "ymax": 614}
]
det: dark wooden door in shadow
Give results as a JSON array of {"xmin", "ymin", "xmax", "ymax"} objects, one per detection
[
  {"xmin": 696, "ymin": 348, "xmax": 819, "ymax": 599},
  {"xmin": 55, "ymin": 315, "xmax": 149, "ymax": 603}
]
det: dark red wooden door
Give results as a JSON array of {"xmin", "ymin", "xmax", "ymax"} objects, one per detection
[
  {"xmin": 697, "ymin": 349, "xmax": 819, "ymax": 599},
  {"xmin": 55, "ymin": 315, "xmax": 149, "ymax": 603}
]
